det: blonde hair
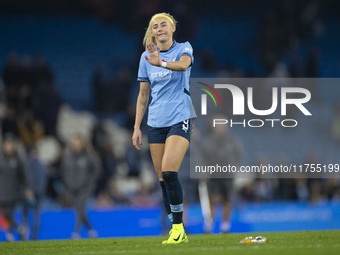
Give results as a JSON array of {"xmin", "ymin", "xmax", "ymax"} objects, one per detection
[{"xmin": 143, "ymin": 12, "xmax": 177, "ymax": 51}]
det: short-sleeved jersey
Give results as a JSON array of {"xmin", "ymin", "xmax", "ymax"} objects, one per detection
[{"xmin": 137, "ymin": 41, "xmax": 196, "ymax": 128}]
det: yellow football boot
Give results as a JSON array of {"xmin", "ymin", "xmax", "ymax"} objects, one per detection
[{"xmin": 162, "ymin": 223, "xmax": 189, "ymax": 245}]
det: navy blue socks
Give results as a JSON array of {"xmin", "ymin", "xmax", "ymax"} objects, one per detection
[
  {"xmin": 162, "ymin": 171, "xmax": 183, "ymax": 224},
  {"xmin": 160, "ymin": 181, "xmax": 173, "ymax": 222}
]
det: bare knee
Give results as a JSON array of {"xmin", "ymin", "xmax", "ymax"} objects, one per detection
[{"xmin": 161, "ymin": 159, "xmax": 179, "ymax": 172}]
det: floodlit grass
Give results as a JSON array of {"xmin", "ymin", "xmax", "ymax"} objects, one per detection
[{"xmin": 0, "ymin": 230, "xmax": 339, "ymax": 255}]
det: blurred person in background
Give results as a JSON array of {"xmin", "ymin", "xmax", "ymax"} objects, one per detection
[
  {"xmin": 303, "ymin": 151, "xmax": 325, "ymax": 203},
  {"xmin": 1, "ymin": 104, "xmax": 20, "ymax": 138},
  {"xmin": 178, "ymin": 150, "xmax": 198, "ymax": 228},
  {"xmin": 91, "ymin": 65, "xmax": 132, "ymax": 114},
  {"xmin": 113, "ymin": 66, "xmax": 132, "ymax": 113},
  {"xmin": 61, "ymin": 134, "xmax": 101, "ymax": 239},
  {"xmin": 18, "ymin": 108, "xmax": 44, "ymax": 148},
  {"xmin": 179, "ymin": 127, "xmax": 202, "ymax": 228},
  {"xmin": 91, "ymin": 121, "xmax": 116, "ymax": 195},
  {"xmin": 203, "ymin": 120, "xmax": 243, "ymax": 233},
  {"xmin": 126, "ymin": 137, "xmax": 142, "ymax": 178},
  {"xmin": 91, "ymin": 66, "xmax": 107, "ymax": 112},
  {"xmin": 34, "ymin": 82, "xmax": 61, "ymax": 137},
  {"xmin": 277, "ymin": 155, "xmax": 298, "ymax": 201},
  {"xmin": 15, "ymin": 55, "xmax": 34, "ymax": 115},
  {"xmin": 2, "ymin": 52, "xmax": 20, "ymax": 89},
  {"xmin": 2, "ymin": 52, "xmax": 20, "ymax": 106},
  {"xmin": 31, "ymin": 54, "xmax": 54, "ymax": 88},
  {"xmin": 17, "ymin": 55, "xmax": 33, "ymax": 88},
  {"xmin": 0, "ymin": 134, "xmax": 34, "ymax": 241},
  {"xmin": 252, "ymin": 155, "xmax": 277, "ymax": 202},
  {"xmin": 23, "ymin": 146, "xmax": 48, "ymax": 240}
]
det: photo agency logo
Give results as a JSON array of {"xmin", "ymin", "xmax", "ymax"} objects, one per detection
[{"xmin": 198, "ymin": 82, "xmax": 312, "ymax": 128}]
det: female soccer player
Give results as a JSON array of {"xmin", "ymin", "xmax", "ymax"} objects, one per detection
[{"xmin": 132, "ymin": 12, "xmax": 194, "ymax": 244}]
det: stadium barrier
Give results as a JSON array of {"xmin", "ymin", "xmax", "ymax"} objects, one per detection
[{"xmin": 0, "ymin": 201, "xmax": 339, "ymax": 241}]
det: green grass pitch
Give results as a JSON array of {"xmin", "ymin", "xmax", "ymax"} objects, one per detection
[{"xmin": 0, "ymin": 231, "xmax": 339, "ymax": 255}]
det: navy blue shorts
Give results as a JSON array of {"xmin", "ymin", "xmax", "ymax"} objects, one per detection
[{"xmin": 148, "ymin": 119, "xmax": 191, "ymax": 143}]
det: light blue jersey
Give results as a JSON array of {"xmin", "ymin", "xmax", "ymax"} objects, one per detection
[{"xmin": 137, "ymin": 41, "xmax": 196, "ymax": 127}]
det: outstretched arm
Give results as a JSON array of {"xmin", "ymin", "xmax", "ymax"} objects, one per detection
[
  {"xmin": 132, "ymin": 81, "xmax": 150, "ymax": 151},
  {"xmin": 145, "ymin": 43, "xmax": 192, "ymax": 71}
]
